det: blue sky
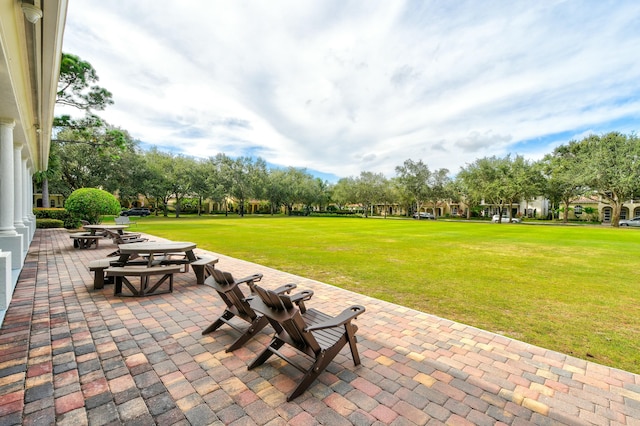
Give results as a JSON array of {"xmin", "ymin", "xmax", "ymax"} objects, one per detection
[{"xmin": 59, "ymin": 1, "xmax": 640, "ymax": 182}]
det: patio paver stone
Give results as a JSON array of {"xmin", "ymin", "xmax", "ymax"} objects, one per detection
[{"xmin": 1, "ymin": 229, "xmax": 639, "ymax": 425}]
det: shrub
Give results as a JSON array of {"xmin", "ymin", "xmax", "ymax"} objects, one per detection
[
  {"xmin": 36, "ymin": 219, "xmax": 64, "ymax": 228},
  {"xmin": 64, "ymin": 188, "xmax": 121, "ymax": 224},
  {"xmin": 33, "ymin": 208, "xmax": 79, "ymax": 229}
]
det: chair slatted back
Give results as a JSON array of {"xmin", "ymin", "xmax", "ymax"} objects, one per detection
[
  {"xmin": 210, "ymin": 269, "xmax": 256, "ymax": 320},
  {"xmin": 253, "ymin": 284, "xmax": 320, "ymax": 354}
]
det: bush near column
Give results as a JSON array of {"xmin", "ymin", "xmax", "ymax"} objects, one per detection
[
  {"xmin": 33, "ymin": 208, "xmax": 78, "ymax": 229},
  {"xmin": 64, "ymin": 188, "xmax": 120, "ymax": 225},
  {"xmin": 35, "ymin": 219, "xmax": 65, "ymax": 228}
]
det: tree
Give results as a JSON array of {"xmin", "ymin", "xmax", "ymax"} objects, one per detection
[
  {"xmin": 56, "ymin": 53, "xmax": 113, "ymax": 111},
  {"xmin": 458, "ymin": 156, "xmax": 510, "ymax": 220},
  {"xmin": 540, "ymin": 144, "xmax": 588, "ymax": 223},
  {"xmin": 265, "ymin": 169, "xmax": 288, "ymax": 215},
  {"xmin": 424, "ymin": 168, "xmax": 451, "ymax": 218},
  {"xmin": 505, "ymin": 155, "xmax": 544, "ymax": 217},
  {"xmin": 579, "ymin": 132, "xmax": 640, "ymax": 227},
  {"xmin": 277, "ymin": 167, "xmax": 318, "ymax": 215},
  {"xmin": 52, "ymin": 125, "xmax": 137, "ymax": 196},
  {"xmin": 64, "ymin": 188, "xmax": 120, "ymax": 224},
  {"xmin": 142, "ymin": 148, "xmax": 174, "ymax": 216},
  {"xmin": 314, "ymin": 179, "xmax": 333, "ymax": 212},
  {"xmin": 114, "ymin": 149, "xmax": 148, "ymax": 207},
  {"xmin": 248, "ymin": 158, "xmax": 269, "ymax": 211},
  {"xmin": 166, "ymin": 155, "xmax": 194, "ymax": 218},
  {"xmin": 218, "ymin": 155, "xmax": 266, "ymax": 217},
  {"xmin": 377, "ymin": 179, "xmax": 397, "ymax": 218},
  {"xmin": 38, "ymin": 53, "xmax": 119, "ymax": 202},
  {"xmin": 332, "ymin": 177, "xmax": 357, "ymax": 211},
  {"xmin": 458, "ymin": 154, "xmax": 541, "ymax": 222},
  {"xmin": 390, "ymin": 177, "xmax": 414, "ymax": 218},
  {"xmin": 395, "ymin": 159, "xmax": 432, "ymax": 218},
  {"xmin": 198, "ymin": 157, "xmax": 226, "ymax": 215},
  {"xmin": 353, "ymin": 171, "xmax": 387, "ymax": 218},
  {"xmin": 33, "ymin": 141, "xmax": 62, "ymax": 206}
]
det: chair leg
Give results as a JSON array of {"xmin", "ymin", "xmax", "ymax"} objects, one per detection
[
  {"xmin": 248, "ymin": 338, "xmax": 284, "ymax": 370},
  {"xmin": 202, "ymin": 310, "xmax": 234, "ymax": 335},
  {"xmin": 287, "ymin": 349, "xmax": 338, "ymax": 402},
  {"xmin": 226, "ymin": 315, "xmax": 270, "ymax": 352},
  {"xmin": 346, "ymin": 324, "xmax": 361, "ymax": 365}
]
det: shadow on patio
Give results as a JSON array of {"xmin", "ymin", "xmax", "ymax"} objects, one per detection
[{"xmin": 0, "ymin": 229, "xmax": 639, "ymax": 425}]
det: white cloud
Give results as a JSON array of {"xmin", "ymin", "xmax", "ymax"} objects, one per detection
[{"xmin": 60, "ymin": 0, "xmax": 640, "ymax": 180}]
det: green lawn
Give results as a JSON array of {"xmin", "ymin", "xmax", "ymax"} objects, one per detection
[{"xmin": 128, "ymin": 215, "xmax": 640, "ymax": 374}]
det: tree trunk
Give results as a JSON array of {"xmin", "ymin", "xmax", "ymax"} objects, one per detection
[
  {"xmin": 42, "ymin": 177, "xmax": 49, "ymax": 208},
  {"xmin": 611, "ymin": 199, "xmax": 622, "ymax": 227},
  {"xmin": 163, "ymin": 198, "xmax": 169, "ymax": 217},
  {"xmin": 563, "ymin": 201, "xmax": 570, "ymax": 223}
]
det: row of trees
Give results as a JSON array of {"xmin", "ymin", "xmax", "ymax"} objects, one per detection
[
  {"xmin": 41, "ymin": 123, "xmax": 640, "ymax": 226},
  {"xmin": 41, "ymin": 53, "xmax": 640, "ymax": 226}
]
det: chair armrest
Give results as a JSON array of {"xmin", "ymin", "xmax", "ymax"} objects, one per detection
[
  {"xmin": 288, "ymin": 289, "xmax": 314, "ymax": 313},
  {"xmin": 305, "ymin": 305, "xmax": 366, "ymax": 331},
  {"xmin": 236, "ymin": 273, "xmax": 263, "ymax": 285},
  {"xmin": 289, "ymin": 289, "xmax": 313, "ymax": 303},
  {"xmin": 273, "ymin": 283, "xmax": 297, "ymax": 294}
]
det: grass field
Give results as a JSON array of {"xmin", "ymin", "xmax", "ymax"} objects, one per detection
[{"xmin": 128, "ymin": 215, "xmax": 640, "ymax": 374}]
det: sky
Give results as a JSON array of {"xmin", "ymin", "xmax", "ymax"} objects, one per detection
[{"xmin": 59, "ymin": 0, "xmax": 640, "ymax": 182}]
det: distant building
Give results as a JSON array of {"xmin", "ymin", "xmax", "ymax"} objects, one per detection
[{"xmin": 34, "ymin": 193, "xmax": 65, "ymax": 208}]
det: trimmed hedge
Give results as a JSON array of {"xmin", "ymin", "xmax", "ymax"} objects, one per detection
[
  {"xmin": 64, "ymin": 188, "xmax": 120, "ymax": 224},
  {"xmin": 33, "ymin": 208, "xmax": 79, "ymax": 229},
  {"xmin": 36, "ymin": 219, "xmax": 65, "ymax": 228},
  {"xmin": 310, "ymin": 211, "xmax": 357, "ymax": 216}
]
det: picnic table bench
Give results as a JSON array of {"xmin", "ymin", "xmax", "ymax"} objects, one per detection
[
  {"xmin": 190, "ymin": 255, "xmax": 219, "ymax": 284},
  {"xmin": 107, "ymin": 265, "xmax": 182, "ymax": 296},
  {"xmin": 88, "ymin": 258, "xmax": 114, "ymax": 289}
]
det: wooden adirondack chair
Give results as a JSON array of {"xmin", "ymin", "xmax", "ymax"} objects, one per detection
[
  {"xmin": 247, "ymin": 284, "xmax": 366, "ymax": 401},
  {"xmin": 114, "ymin": 215, "xmax": 136, "ymax": 226},
  {"xmin": 202, "ymin": 269, "xmax": 310, "ymax": 352}
]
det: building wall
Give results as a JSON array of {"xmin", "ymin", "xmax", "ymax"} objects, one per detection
[{"xmin": 34, "ymin": 194, "xmax": 65, "ymax": 208}]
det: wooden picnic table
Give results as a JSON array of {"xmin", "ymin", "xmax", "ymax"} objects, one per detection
[
  {"xmin": 114, "ymin": 241, "xmax": 197, "ymax": 264},
  {"xmin": 83, "ymin": 224, "xmax": 129, "ymax": 236},
  {"xmin": 69, "ymin": 233, "xmax": 103, "ymax": 249},
  {"xmin": 109, "ymin": 241, "xmax": 217, "ymax": 284}
]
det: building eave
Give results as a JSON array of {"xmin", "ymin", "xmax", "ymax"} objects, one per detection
[{"xmin": 0, "ymin": 0, "xmax": 68, "ymax": 172}]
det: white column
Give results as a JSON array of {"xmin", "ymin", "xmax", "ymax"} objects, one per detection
[
  {"xmin": 24, "ymin": 159, "xmax": 35, "ymax": 239},
  {"xmin": 0, "ymin": 119, "xmax": 24, "ymax": 269},
  {"xmin": 0, "ymin": 120, "xmax": 16, "ymax": 234},
  {"xmin": 13, "ymin": 144, "xmax": 28, "ymax": 251},
  {"xmin": 13, "ymin": 144, "xmax": 24, "ymax": 225},
  {"xmin": 0, "ymin": 250, "xmax": 12, "ymax": 319},
  {"xmin": 0, "ymin": 250, "xmax": 12, "ymax": 326}
]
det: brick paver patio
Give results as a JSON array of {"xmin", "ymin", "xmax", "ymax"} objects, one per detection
[{"xmin": 1, "ymin": 229, "xmax": 639, "ymax": 425}]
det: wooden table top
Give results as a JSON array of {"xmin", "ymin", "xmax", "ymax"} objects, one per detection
[
  {"xmin": 83, "ymin": 224, "xmax": 129, "ymax": 231},
  {"xmin": 117, "ymin": 241, "xmax": 197, "ymax": 254}
]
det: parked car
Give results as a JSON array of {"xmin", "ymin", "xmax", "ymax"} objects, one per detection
[
  {"xmin": 120, "ymin": 207, "xmax": 151, "ymax": 217},
  {"xmin": 619, "ymin": 216, "xmax": 640, "ymax": 226},
  {"xmin": 413, "ymin": 212, "xmax": 435, "ymax": 220},
  {"xmin": 492, "ymin": 214, "xmax": 521, "ymax": 223}
]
